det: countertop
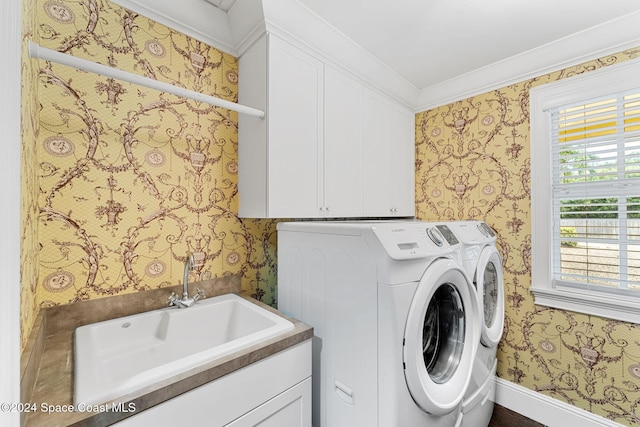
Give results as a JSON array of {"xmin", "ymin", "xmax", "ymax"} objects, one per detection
[{"xmin": 20, "ymin": 276, "xmax": 313, "ymax": 426}]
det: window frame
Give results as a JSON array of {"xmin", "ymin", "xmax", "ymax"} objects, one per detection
[{"xmin": 530, "ymin": 58, "xmax": 640, "ymax": 324}]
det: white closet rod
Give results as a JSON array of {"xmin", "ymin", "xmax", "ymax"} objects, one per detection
[{"xmin": 28, "ymin": 41, "xmax": 265, "ymax": 119}]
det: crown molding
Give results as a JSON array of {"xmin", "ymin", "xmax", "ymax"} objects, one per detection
[
  {"xmin": 109, "ymin": 0, "xmax": 237, "ymax": 56},
  {"xmin": 415, "ymin": 11, "xmax": 640, "ymax": 111},
  {"xmin": 89, "ymin": 1, "xmax": 640, "ymax": 115},
  {"xmin": 227, "ymin": 0, "xmax": 265, "ymax": 55},
  {"xmin": 99, "ymin": 0, "xmax": 419, "ymax": 107},
  {"xmin": 259, "ymin": 0, "xmax": 418, "ymax": 108}
]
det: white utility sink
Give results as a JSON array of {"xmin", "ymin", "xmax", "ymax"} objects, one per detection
[{"xmin": 74, "ymin": 293, "xmax": 294, "ymax": 406}]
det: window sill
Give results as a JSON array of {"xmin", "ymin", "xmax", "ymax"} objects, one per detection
[{"xmin": 531, "ymin": 286, "xmax": 640, "ymax": 324}]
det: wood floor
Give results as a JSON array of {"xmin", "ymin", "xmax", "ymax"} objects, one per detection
[{"xmin": 489, "ymin": 404, "xmax": 546, "ymax": 427}]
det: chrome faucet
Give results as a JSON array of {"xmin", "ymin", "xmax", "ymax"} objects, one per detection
[{"xmin": 168, "ymin": 253, "xmax": 205, "ymax": 308}]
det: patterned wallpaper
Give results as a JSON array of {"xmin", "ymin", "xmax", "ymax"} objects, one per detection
[
  {"xmin": 20, "ymin": 1, "xmax": 640, "ymax": 424},
  {"xmin": 20, "ymin": 0, "xmax": 278, "ymax": 350},
  {"xmin": 415, "ymin": 51, "xmax": 640, "ymax": 425},
  {"xmin": 21, "ymin": 0, "xmax": 40, "ymax": 350}
]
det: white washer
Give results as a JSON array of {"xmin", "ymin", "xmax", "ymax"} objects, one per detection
[
  {"xmin": 277, "ymin": 221, "xmax": 481, "ymax": 427},
  {"xmin": 442, "ymin": 221, "xmax": 505, "ymax": 427}
]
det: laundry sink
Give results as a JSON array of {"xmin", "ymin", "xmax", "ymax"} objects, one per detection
[{"xmin": 74, "ymin": 293, "xmax": 294, "ymax": 406}]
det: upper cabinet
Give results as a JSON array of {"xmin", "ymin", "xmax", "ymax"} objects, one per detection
[
  {"xmin": 323, "ymin": 66, "xmax": 364, "ymax": 217},
  {"xmin": 363, "ymin": 89, "xmax": 415, "ymax": 217},
  {"xmin": 238, "ymin": 32, "xmax": 414, "ymax": 218},
  {"xmin": 239, "ymin": 34, "xmax": 324, "ymax": 218}
]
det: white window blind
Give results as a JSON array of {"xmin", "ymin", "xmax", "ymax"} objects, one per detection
[
  {"xmin": 550, "ymin": 90, "xmax": 640, "ymax": 297},
  {"xmin": 531, "ymin": 58, "xmax": 640, "ymax": 323}
]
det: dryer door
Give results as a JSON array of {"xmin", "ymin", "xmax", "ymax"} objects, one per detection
[
  {"xmin": 403, "ymin": 258, "xmax": 480, "ymax": 416},
  {"xmin": 476, "ymin": 246, "xmax": 504, "ymax": 347}
]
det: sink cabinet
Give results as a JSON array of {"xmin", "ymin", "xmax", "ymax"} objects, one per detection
[
  {"xmin": 238, "ymin": 32, "xmax": 414, "ymax": 219},
  {"xmin": 114, "ymin": 340, "xmax": 312, "ymax": 426}
]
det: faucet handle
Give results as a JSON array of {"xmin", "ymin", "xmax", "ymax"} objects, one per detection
[
  {"xmin": 168, "ymin": 292, "xmax": 179, "ymax": 306},
  {"xmin": 194, "ymin": 288, "xmax": 206, "ymax": 301}
]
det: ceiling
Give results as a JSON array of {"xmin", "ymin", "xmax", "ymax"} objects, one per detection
[
  {"xmin": 209, "ymin": 0, "xmax": 640, "ymax": 91},
  {"xmin": 204, "ymin": 0, "xmax": 236, "ymax": 11}
]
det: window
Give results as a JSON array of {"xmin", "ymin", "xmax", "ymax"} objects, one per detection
[{"xmin": 530, "ymin": 59, "xmax": 640, "ymax": 324}]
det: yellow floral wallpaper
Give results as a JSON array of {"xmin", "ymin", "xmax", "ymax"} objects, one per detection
[
  {"xmin": 21, "ymin": 0, "xmax": 278, "ymax": 350},
  {"xmin": 415, "ymin": 51, "xmax": 640, "ymax": 424},
  {"xmin": 21, "ymin": 0, "xmax": 40, "ymax": 350},
  {"xmin": 20, "ymin": 1, "xmax": 640, "ymax": 423}
]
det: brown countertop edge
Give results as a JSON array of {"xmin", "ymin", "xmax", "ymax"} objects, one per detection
[{"xmin": 21, "ymin": 275, "xmax": 313, "ymax": 427}]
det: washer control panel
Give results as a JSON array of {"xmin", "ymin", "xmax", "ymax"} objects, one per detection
[
  {"xmin": 371, "ymin": 222, "xmax": 457, "ymax": 260},
  {"xmin": 435, "ymin": 224, "xmax": 459, "ymax": 245},
  {"xmin": 445, "ymin": 221, "xmax": 496, "ymax": 244},
  {"xmin": 477, "ymin": 222, "xmax": 496, "ymax": 237}
]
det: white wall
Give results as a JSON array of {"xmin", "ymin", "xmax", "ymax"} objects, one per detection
[{"xmin": 0, "ymin": 0, "xmax": 23, "ymax": 426}]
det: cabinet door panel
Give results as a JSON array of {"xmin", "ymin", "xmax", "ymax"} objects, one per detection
[
  {"xmin": 324, "ymin": 67, "xmax": 362, "ymax": 217},
  {"xmin": 113, "ymin": 342, "xmax": 312, "ymax": 427},
  {"xmin": 227, "ymin": 378, "xmax": 312, "ymax": 427},
  {"xmin": 363, "ymin": 89, "xmax": 394, "ymax": 215},
  {"xmin": 363, "ymin": 89, "xmax": 415, "ymax": 217},
  {"xmin": 392, "ymin": 104, "xmax": 415, "ymax": 216},
  {"xmin": 268, "ymin": 36, "xmax": 323, "ymax": 218}
]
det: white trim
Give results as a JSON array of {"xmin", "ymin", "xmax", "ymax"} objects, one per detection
[
  {"xmin": 92, "ymin": 0, "xmax": 640, "ymax": 113},
  {"xmin": 107, "ymin": 0, "xmax": 420, "ymax": 109},
  {"xmin": 530, "ymin": 57, "xmax": 640, "ymax": 325},
  {"xmin": 532, "ymin": 287, "xmax": 640, "ymax": 325},
  {"xmin": 260, "ymin": 0, "xmax": 419, "ymax": 109},
  {"xmin": 108, "ymin": 0, "xmax": 237, "ymax": 55},
  {"xmin": 495, "ymin": 378, "xmax": 626, "ymax": 427},
  {"xmin": 529, "ymin": 57, "xmax": 640, "ymax": 110},
  {"xmin": 0, "ymin": 0, "xmax": 22, "ymax": 425},
  {"xmin": 416, "ymin": 10, "xmax": 640, "ymax": 111},
  {"xmin": 227, "ymin": 0, "xmax": 266, "ymax": 55}
]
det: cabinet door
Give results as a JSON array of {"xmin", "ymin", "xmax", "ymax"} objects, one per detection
[
  {"xmin": 362, "ymin": 89, "xmax": 414, "ymax": 216},
  {"xmin": 363, "ymin": 89, "xmax": 394, "ymax": 216},
  {"xmin": 227, "ymin": 377, "xmax": 312, "ymax": 427},
  {"xmin": 323, "ymin": 67, "xmax": 363, "ymax": 217},
  {"xmin": 391, "ymin": 103, "xmax": 415, "ymax": 216},
  {"xmin": 113, "ymin": 342, "xmax": 312, "ymax": 427},
  {"xmin": 267, "ymin": 35, "xmax": 324, "ymax": 218}
]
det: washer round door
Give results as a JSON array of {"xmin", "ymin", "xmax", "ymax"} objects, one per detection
[
  {"xmin": 476, "ymin": 246, "xmax": 504, "ymax": 347},
  {"xmin": 403, "ymin": 258, "xmax": 480, "ymax": 416}
]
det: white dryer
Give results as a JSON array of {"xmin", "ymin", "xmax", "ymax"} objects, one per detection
[
  {"xmin": 441, "ymin": 221, "xmax": 505, "ymax": 427},
  {"xmin": 277, "ymin": 221, "xmax": 481, "ymax": 427}
]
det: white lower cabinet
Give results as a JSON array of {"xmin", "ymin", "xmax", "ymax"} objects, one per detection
[
  {"xmin": 114, "ymin": 341, "xmax": 312, "ymax": 427},
  {"xmin": 227, "ymin": 377, "xmax": 311, "ymax": 426}
]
